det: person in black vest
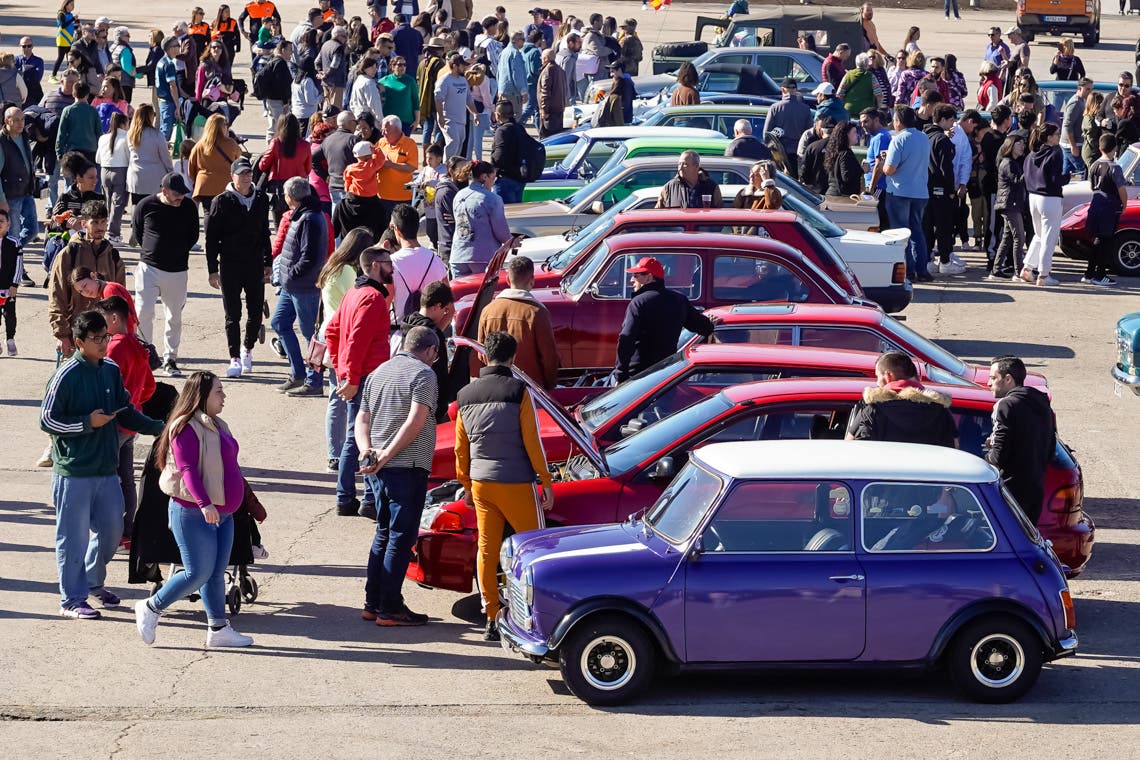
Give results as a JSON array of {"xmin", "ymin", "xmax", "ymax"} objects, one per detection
[
  {"xmin": 724, "ymin": 119, "xmax": 773, "ymax": 161},
  {"xmin": 985, "ymin": 355, "xmax": 1055, "ymax": 524},
  {"xmin": 489, "ymin": 100, "xmax": 527, "ymax": 204},
  {"xmin": 454, "ymin": 331, "xmax": 553, "ymax": 642},
  {"xmin": 0, "ymin": 107, "xmax": 36, "ymax": 251}
]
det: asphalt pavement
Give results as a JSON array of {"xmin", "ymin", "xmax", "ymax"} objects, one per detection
[{"xmin": 2, "ymin": 1, "xmax": 1140, "ymax": 757}]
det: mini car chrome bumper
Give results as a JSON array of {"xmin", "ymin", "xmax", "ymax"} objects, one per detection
[
  {"xmin": 1111, "ymin": 365, "xmax": 1140, "ymax": 395},
  {"xmin": 1053, "ymin": 632, "xmax": 1079, "ymax": 660},
  {"xmin": 497, "ymin": 609, "xmax": 549, "ymax": 659}
]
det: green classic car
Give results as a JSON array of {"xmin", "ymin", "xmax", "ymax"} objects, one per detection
[
  {"xmin": 1113, "ymin": 312, "xmax": 1140, "ymax": 395},
  {"xmin": 522, "ymin": 135, "xmax": 732, "ymax": 203}
]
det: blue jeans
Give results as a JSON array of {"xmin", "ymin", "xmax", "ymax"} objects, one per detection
[
  {"xmin": 157, "ymin": 98, "xmax": 177, "ymax": 140},
  {"xmin": 364, "ymin": 467, "xmax": 429, "ymax": 613},
  {"xmin": 270, "ymin": 287, "xmax": 322, "ymax": 388},
  {"xmin": 19, "ymin": 194, "xmax": 38, "ymax": 243},
  {"xmin": 886, "ymin": 194, "xmax": 931, "ymax": 278},
  {"xmin": 494, "ymin": 176, "xmax": 524, "ymax": 204},
  {"xmin": 336, "ymin": 391, "xmax": 378, "ymax": 507},
  {"xmin": 944, "ymin": 0, "xmax": 960, "ymax": 16},
  {"xmin": 421, "ymin": 115, "xmax": 443, "ymax": 148},
  {"xmin": 52, "ymin": 473, "xmax": 124, "ymax": 608},
  {"xmin": 451, "ymin": 262, "xmax": 483, "ymax": 277},
  {"xmin": 152, "ymin": 501, "xmax": 234, "ymax": 625},
  {"xmin": 326, "ymin": 367, "xmax": 347, "ymax": 459},
  {"xmin": 4, "ymin": 196, "xmax": 26, "ymax": 247},
  {"xmin": 1062, "ymin": 149, "xmax": 1086, "ymax": 179},
  {"xmin": 521, "ymin": 84, "xmax": 539, "ymax": 128},
  {"xmin": 470, "ymin": 112, "xmax": 489, "ymax": 160}
]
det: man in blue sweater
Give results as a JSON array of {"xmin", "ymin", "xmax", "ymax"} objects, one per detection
[{"xmin": 41, "ymin": 310, "xmax": 164, "ymax": 620}]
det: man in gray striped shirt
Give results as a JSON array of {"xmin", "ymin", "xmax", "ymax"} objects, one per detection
[{"xmin": 356, "ymin": 325, "xmax": 439, "ymax": 626}]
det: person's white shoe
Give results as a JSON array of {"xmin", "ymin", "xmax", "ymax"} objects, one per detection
[
  {"xmin": 5, "ymin": 339, "xmax": 16, "ymax": 356},
  {"xmin": 939, "ymin": 261, "xmax": 966, "ymax": 275},
  {"xmin": 206, "ymin": 624, "xmax": 254, "ymax": 648},
  {"xmin": 240, "ymin": 348, "xmax": 253, "ymax": 373},
  {"xmin": 1037, "ymin": 275, "xmax": 1060, "ymax": 286},
  {"xmin": 35, "ymin": 445, "xmax": 52, "ymax": 468},
  {"xmin": 251, "ymin": 544, "xmax": 269, "ymax": 559},
  {"xmin": 949, "ymin": 253, "xmax": 966, "ymax": 266},
  {"xmin": 135, "ymin": 599, "xmax": 160, "ymax": 645},
  {"xmin": 226, "ymin": 358, "xmax": 242, "ymax": 378}
]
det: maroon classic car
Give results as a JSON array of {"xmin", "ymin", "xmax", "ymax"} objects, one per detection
[
  {"xmin": 1059, "ymin": 199, "xmax": 1140, "ymax": 275},
  {"xmin": 452, "ymin": 231, "xmax": 873, "ymax": 376}
]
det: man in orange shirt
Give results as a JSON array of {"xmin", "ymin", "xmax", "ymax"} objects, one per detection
[{"xmin": 376, "ymin": 115, "xmax": 417, "ymax": 230}]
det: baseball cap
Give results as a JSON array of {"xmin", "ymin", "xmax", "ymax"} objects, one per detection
[
  {"xmin": 377, "ymin": 32, "xmax": 394, "ymax": 42},
  {"xmin": 780, "ymin": 76, "xmax": 798, "ymax": 89},
  {"xmin": 161, "ymin": 172, "xmax": 191, "ymax": 196},
  {"xmin": 528, "ymin": 7, "xmax": 545, "ymax": 14},
  {"xmin": 812, "ymin": 82, "xmax": 835, "ymax": 96},
  {"xmin": 353, "ymin": 142, "xmax": 374, "ymax": 158},
  {"xmin": 625, "ymin": 257, "xmax": 665, "ymax": 279},
  {"xmin": 1005, "ymin": 25, "xmax": 1022, "ymax": 35},
  {"xmin": 95, "ymin": 16, "xmax": 113, "ymax": 26},
  {"xmin": 231, "ymin": 157, "xmax": 253, "ymax": 174}
]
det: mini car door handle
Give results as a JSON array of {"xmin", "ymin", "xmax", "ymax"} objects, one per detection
[{"xmin": 829, "ymin": 574, "xmax": 865, "ymax": 583}]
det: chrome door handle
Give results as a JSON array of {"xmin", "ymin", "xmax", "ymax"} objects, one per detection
[{"xmin": 829, "ymin": 574, "xmax": 865, "ymax": 582}]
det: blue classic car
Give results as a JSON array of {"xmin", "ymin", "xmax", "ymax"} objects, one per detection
[
  {"xmin": 498, "ymin": 440, "xmax": 1078, "ymax": 706},
  {"xmin": 1113, "ymin": 312, "xmax": 1140, "ymax": 394}
]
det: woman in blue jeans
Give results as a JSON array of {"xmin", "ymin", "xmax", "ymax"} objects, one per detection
[{"xmin": 134, "ymin": 371, "xmax": 254, "ymax": 648}]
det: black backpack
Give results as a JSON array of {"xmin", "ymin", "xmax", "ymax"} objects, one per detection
[
  {"xmin": 518, "ymin": 129, "xmax": 546, "ymax": 183},
  {"xmin": 394, "ymin": 263, "xmax": 432, "ymax": 322}
]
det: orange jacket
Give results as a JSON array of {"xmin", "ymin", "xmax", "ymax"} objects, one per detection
[{"xmin": 343, "ymin": 151, "xmax": 384, "ymax": 197}]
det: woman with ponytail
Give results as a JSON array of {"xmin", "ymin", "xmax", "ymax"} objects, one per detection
[{"xmin": 1021, "ymin": 123, "xmax": 1070, "ymax": 286}]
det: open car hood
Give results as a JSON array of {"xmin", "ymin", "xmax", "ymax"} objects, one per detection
[{"xmin": 452, "ymin": 336, "xmax": 608, "ymax": 475}]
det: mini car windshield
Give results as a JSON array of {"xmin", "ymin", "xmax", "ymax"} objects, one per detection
[
  {"xmin": 604, "ymin": 393, "xmax": 735, "ymax": 475},
  {"xmin": 644, "ymin": 463, "xmax": 724, "ymax": 543}
]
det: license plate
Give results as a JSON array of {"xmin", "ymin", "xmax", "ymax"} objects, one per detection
[{"xmin": 1044, "ymin": 14, "xmax": 1067, "ymax": 21}]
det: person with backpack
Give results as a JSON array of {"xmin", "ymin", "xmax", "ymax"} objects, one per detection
[
  {"xmin": 1082, "ymin": 132, "xmax": 1129, "ymax": 286},
  {"xmin": 388, "ymin": 203, "xmax": 447, "ymax": 354},
  {"xmin": 254, "ymin": 40, "xmax": 293, "ymax": 143},
  {"xmin": 489, "ymin": 100, "xmax": 529, "ymax": 204}
]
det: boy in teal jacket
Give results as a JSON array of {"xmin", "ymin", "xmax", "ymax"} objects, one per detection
[{"xmin": 41, "ymin": 310, "xmax": 164, "ymax": 619}]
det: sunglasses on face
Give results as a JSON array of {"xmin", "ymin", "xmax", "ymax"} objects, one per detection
[{"xmin": 82, "ymin": 333, "xmax": 111, "ymax": 344}]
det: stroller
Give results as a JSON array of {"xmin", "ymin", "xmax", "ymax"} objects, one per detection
[{"xmin": 128, "ymin": 384, "xmax": 266, "ymax": 615}]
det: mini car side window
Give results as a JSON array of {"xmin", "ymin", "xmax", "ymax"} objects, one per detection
[
  {"xmin": 861, "ymin": 483, "xmax": 997, "ymax": 553},
  {"xmin": 703, "ymin": 481, "xmax": 853, "ymax": 553},
  {"xmin": 713, "ymin": 256, "xmax": 809, "ymax": 303}
]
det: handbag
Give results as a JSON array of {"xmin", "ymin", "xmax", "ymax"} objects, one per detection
[
  {"xmin": 138, "ymin": 334, "xmax": 162, "ymax": 370},
  {"xmin": 305, "ymin": 300, "xmax": 327, "ymax": 371}
]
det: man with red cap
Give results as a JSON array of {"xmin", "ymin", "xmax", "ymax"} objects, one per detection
[{"xmin": 614, "ymin": 256, "xmax": 713, "ymax": 383}]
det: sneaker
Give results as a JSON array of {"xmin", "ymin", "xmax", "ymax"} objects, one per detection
[
  {"xmin": 276, "ymin": 376, "xmax": 303, "ymax": 393},
  {"xmin": 251, "ymin": 544, "xmax": 269, "ymax": 560},
  {"xmin": 327, "ymin": 457, "xmax": 340, "ymax": 473},
  {"xmin": 359, "ymin": 501, "xmax": 378, "ymax": 520},
  {"xmin": 60, "ymin": 602, "xmax": 101, "ymax": 620},
  {"xmin": 1018, "ymin": 268, "xmax": 1035, "ymax": 283},
  {"xmin": 108, "ymin": 234, "xmax": 123, "ymax": 245},
  {"xmin": 286, "ymin": 383, "xmax": 323, "ymax": 397},
  {"xmin": 361, "ymin": 606, "xmax": 379, "ymax": 621},
  {"xmin": 116, "ymin": 537, "xmax": 131, "ymax": 555},
  {"xmin": 240, "ymin": 348, "xmax": 253, "ymax": 373},
  {"xmin": 162, "ymin": 360, "xmax": 183, "ymax": 378},
  {"xmin": 376, "ymin": 606, "xmax": 429, "ymax": 627},
  {"xmin": 1010, "ymin": 275, "xmax": 1023, "ymax": 283},
  {"xmin": 226, "ymin": 358, "xmax": 243, "ymax": 378},
  {"xmin": 938, "ymin": 261, "xmax": 967, "ymax": 275},
  {"xmin": 205, "ymin": 624, "xmax": 254, "ymax": 648},
  {"xmin": 135, "ymin": 599, "xmax": 160, "ymax": 645},
  {"xmin": 336, "ymin": 498, "xmax": 360, "ymax": 517},
  {"xmin": 5, "ymin": 339, "xmax": 15, "ymax": 356},
  {"xmin": 49, "ymin": 75, "xmax": 59, "ymax": 84},
  {"xmin": 1080, "ymin": 276, "xmax": 1093, "ymax": 284},
  {"xmin": 270, "ymin": 337, "xmax": 286, "ymax": 358},
  {"xmin": 1092, "ymin": 277, "xmax": 1117, "ymax": 286},
  {"xmin": 1037, "ymin": 275, "xmax": 1060, "ymax": 286},
  {"xmin": 35, "ymin": 445, "xmax": 52, "ymax": 468},
  {"xmin": 19, "ymin": 273, "xmax": 33, "ymax": 287},
  {"xmin": 983, "ymin": 273, "xmax": 1003, "ymax": 281},
  {"xmin": 91, "ymin": 588, "xmax": 121, "ymax": 607},
  {"xmin": 950, "ymin": 253, "xmax": 966, "ymax": 266},
  {"xmin": 482, "ymin": 620, "xmax": 500, "ymax": 642}
]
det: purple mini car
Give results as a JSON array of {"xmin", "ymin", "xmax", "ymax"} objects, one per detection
[{"xmin": 497, "ymin": 440, "xmax": 1078, "ymax": 706}]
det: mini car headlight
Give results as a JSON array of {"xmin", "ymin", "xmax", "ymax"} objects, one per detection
[{"xmin": 500, "ymin": 535, "xmax": 515, "ymax": 572}]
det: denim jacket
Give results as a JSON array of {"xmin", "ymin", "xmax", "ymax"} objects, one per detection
[{"xmin": 450, "ymin": 184, "xmax": 512, "ymax": 266}]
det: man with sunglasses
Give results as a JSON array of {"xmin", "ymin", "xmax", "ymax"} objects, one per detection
[
  {"xmin": 41, "ymin": 309, "xmax": 164, "ymax": 620},
  {"xmin": 1001, "ymin": 27, "xmax": 1029, "ymax": 96},
  {"xmin": 14, "ymin": 37, "xmax": 44, "ymax": 107},
  {"xmin": 1102, "ymin": 72, "xmax": 1138, "ymax": 122}
]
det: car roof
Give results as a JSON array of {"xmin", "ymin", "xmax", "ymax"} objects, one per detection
[
  {"xmin": 685, "ymin": 342, "xmax": 876, "ymax": 370},
  {"xmin": 705, "ymin": 46, "xmax": 822, "ymax": 56},
  {"xmin": 582, "ymin": 126, "xmax": 725, "ymax": 140},
  {"xmin": 658, "ymin": 104, "xmax": 769, "ymax": 115},
  {"xmin": 718, "ymin": 376, "xmax": 995, "ymax": 405},
  {"xmin": 622, "ymin": 136, "xmax": 730, "ymax": 151},
  {"xmin": 705, "ymin": 302, "xmax": 887, "ymax": 325},
  {"xmin": 621, "ymin": 156, "xmax": 756, "ymax": 169},
  {"xmin": 694, "ymin": 440, "xmax": 997, "ymax": 484},
  {"xmin": 612, "ymin": 208, "xmax": 800, "ymax": 225}
]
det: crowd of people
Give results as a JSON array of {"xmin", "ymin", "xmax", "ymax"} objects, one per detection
[{"xmin": 0, "ymin": 2, "xmax": 1094, "ymax": 645}]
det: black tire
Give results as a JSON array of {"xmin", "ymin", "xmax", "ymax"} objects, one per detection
[
  {"xmin": 1112, "ymin": 230, "xmax": 1140, "ymax": 275},
  {"xmin": 227, "ymin": 586, "xmax": 242, "ymax": 616},
  {"xmin": 240, "ymin": 575, "xmax": 259, "ymax": 603},
  {"xmin": 653, "ymin": 41, "xmax": 708, "ymax": 59},
  {"xmin": 947, "ymin": 616, "xmax": 1043, "ymax": 703},
  {"xmin": 558, "ymin": 613, "xmax": 656, "ymax": 706}
]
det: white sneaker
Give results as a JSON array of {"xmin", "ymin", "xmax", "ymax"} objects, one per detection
[
  {"xmin": 35, "ymin": 444, "xmax": 52, "ymax": 468},
  {"xmin": 226, "ymin": 358, "xmax": 242, "ymax": 378},
  {"xmin": 135, "ymin": 599, "xmax": 160, "ymax": 645},
  {"xmin": 950, "ymin": 253, "xmax": 966, "ymax": 266},
  {"xmin": 5, "ymin": 339, "xmax": 15, "ymax": 356},
  {"xmin": 1079, "ymin": 276, "xmax": 1093, "ymax": 284},
  {"xmin": 939, "ymin": 261, "xmax": 967, "ymax": 275},
  {"xmin": 1092, "ymin": 277, "xmax": 1117, "ymax": 286},
  {"xmin": 251, "ymin": 544, "xmax": 269, "ymax": 559},
  {"xmin": 240, "ymin": 348, "xmax": 253, "ymax": 373},
  {"xmin": 1037, "ymin": 275, "xmax": 1060, "ymax": 286},
  {"xmin": 206, "ymin": 624, "xmax": 254, "ymax": 648}
]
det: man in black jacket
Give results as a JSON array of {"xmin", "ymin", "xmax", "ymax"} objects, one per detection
[
  {"xmin": 846, "ymin": 351, "xmax": 957, "ymax": 446},
  {"xmin": 314, "ymin": 110, "xmax": 358, "ymax": 207},
  {"xmin": 489, "ymin": 100, "xmax": 527, "ymax": 204},
  {"xmin": 924, "ymin": 104, "xmax": 960, "ymax": 276},
  {"xmin": 205, "ymin": 158, "xmax": 272, "ymax": 379},
  {"xmin": 985, "ymin": 355, "xmax": 1055, "ymax": 523},
  {"xmin": 400, "ymin": 280, "xmax": 455, "ymax": 422},
  {"xmin": 798, "ymin": 116, "xmax": 834, "ymax": 195},
  {"xmin": 257, "ymin": 40, "xmax": 294, "ymax": 142},
  {"xmin": 724, "ymin": 119, "xmax": 772, "ymax": 161},
  {"xmin": 615, "ymin": 256, "xmax": 713, "ymax": 382}
]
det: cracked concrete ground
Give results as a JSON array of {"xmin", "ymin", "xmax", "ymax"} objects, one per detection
[{"xmin": 2, "ymin": 1, "xmax": 1140, "ymax": 757}]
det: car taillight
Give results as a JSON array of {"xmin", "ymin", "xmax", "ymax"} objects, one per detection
[
  {"xmin": 1048, "ymin": 483, "xmax": 1083, "ymax": 514},
  {"xmin": 431, "ymin": 509, "xmax": 464, "ymax": 532},
  {"xmin": 892, "ymin": 262, "xmax": 906, "ymax": 284},
  {"xmin": 1060, "ymin": 589, "xmax": 1076, "ymax": 629}
]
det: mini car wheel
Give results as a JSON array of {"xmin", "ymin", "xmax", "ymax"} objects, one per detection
[
  {"xmin": 1112, "ymin": 231, "xmax": 1140, "ymax": 276},
  {"xmin": 559, "ymin": 614, "xmax": 656, "ymax": 706},
  {"xmin": 947, "ymin": 616, "xmax": 1043, "ymax": 703},
  {"xmin": 240, "ymin": 575, "xmax": 258, "ymax": 603},
  {"xmin": 227, "ymin": 586, "xmax": 242, "ymax": 616}
]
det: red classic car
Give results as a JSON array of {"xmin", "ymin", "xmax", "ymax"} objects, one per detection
[
  {"xmin": 453, "ymin": 231, "xmax": 874, "ymax": 376},
  {"xmin": 685, "ymin": 303, "xmax": 1050, "ymax": 392},
  {"xmin": 1059, "ymin": 199, "xmax": 1140, "ymax": 276},
  {"xmin": 411, "ymin": 376, "xmax": 1092, "ymax": 593}
]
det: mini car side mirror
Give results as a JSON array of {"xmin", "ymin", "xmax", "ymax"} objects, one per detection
[
  {"xmin": 590, "ymin": 200, "xmax": 606, "ymax": 215},
  {"xmin": 586, "ymin": 282, "xmax": 602, "ymax": 299},
  {"xmin": 648, "ymin": 456, "xmax": 675, "ymax": 481},
  {"xmin": 689, "ymin": 535, "xmax": 703, "ymax": 559}
]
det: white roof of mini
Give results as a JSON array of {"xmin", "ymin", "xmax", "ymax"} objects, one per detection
[
  {"xmin": 582, "ymin": 126, "xmax": 725, "ymax": 140},
  {"xmin": 694, "ymin": 441, "xmax": 998, "ymax": 484}
]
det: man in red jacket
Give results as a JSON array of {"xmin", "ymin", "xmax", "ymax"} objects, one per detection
[
  {"xmin": 326, "ymin": 245, "xmax": 395, "ymax": 518},
  {"xmin": 97, "ymin": 294, "xmax": 156, "ymax": 551}
]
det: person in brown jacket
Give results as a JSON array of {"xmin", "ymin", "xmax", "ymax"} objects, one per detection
[
  {"xmin": 187, "ymin": 114, "xmax": 243, "ymax": 211},
  {"xmin": 48, "ymin": 200, "xmax": 126, "ymax": 355},
  {"xmin": 477, "ymin": 255, "xmax": 560, "ymax": 390},
  {"xmin": 536, "ymin": 48, "xmax": 567, "ymax": 138}
]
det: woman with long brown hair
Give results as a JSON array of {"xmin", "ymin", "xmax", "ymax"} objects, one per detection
[
  {"xmin": 258, "ymin": 113, "xmax": 311, "ymax": 224},
  {"xmin": 195, "ymin": 35, "xmax": 233, "ymax": 107},
  {"xmin": 1022, "ymin": 123, "xmax": 1069, "ymax": 286},
  {"xmin": 188, "ymin": 113, "xmax": 242, "ymax": 210},
  {"xmin": 212, "ymin": 5, "xmax": 241, "ymax": 61},
  {"xmin": 670, "ymin": 62, "xmax": 700, "ymax": 106},
  {"xmin": 126, "ymin": 104, "xmax": 174, "ymax": 206},
  {"xmin": 135, "ymin": 371, "xmax": 254, "ymax": 648}
]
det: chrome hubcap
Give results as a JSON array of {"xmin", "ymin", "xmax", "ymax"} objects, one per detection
[
  {"xmin": 1119, "ymin": 240, "xmax": 1140, "ymax": 270},
  {"xmin": 580, "ymin": 635, "xmax": 636, "ymax": 691},
  {"xmin": 970, "ymin": 633, "xmax": 1025, "ymax": 688}
]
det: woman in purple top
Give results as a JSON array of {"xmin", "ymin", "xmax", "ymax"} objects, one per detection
[{"xmin": 134, "ymin": 371, "xmax": 254, "ymax": 648}]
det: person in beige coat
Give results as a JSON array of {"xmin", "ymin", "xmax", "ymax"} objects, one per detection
[{"xmin": 477, "ymin": 255, "xmax": 560, "ymax": 390}]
